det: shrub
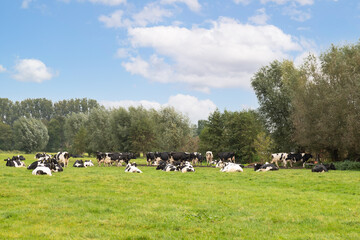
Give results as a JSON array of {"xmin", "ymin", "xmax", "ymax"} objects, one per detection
[{"xmin": 333, "ymin": 161, "xmax": 360, "ymax": 171}]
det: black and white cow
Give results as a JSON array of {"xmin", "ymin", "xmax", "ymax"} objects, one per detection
[
  {"xmin": 270, "ymin": 153, "xmax": 290, "ymax": 168},
  {"xmin": 35, "ymin": 153, "xmax": 51, "ymax": 161},
  {"xmin": 32, "ymin": 166, "xmax": 52, "ymax": 176},
  {"xmin": 4, "ymin": 156, "xmax": 26, "ymax": 167},
  {"xmin": 190, "ymin": 152, "xmax": 202, "ymax": 166},
  {"xmin": 73, "ymin": 160, "xmax": 85, "ymax": 168},
  {"xmin": 287, "ymin": 153, "xmax": 314, "ymax": 168},
  {"xmin": 125, "ymin": 162, "xmax": 143, "ymax": 173},
  {"xmin": 180, "ymin": 161, "xmax": 195, "ymax": 173},
  {"xmin": 56, "ymin": 152, "xmax": 70, "ymax": 167},
  {"xmin": 220, "ymin": 162, "xmax": 243, "ymax": 172},
  {"xmin": 29, "ymin": 157, "xmax": 63, "ymax": 173},
  {"xmin": 254, "ymin": 162, "xmax": 279, "ymax": 172},
  {"xmin": 206, "ymin": 151, "xmax": 213, "ymax": 166},
  {"xmin": 218, "ymin": 152, "xmax": 236, "ymax": 163},
  {"xmin": 84, "ymin": 160, "xmax": 94, "ymax": 167}
]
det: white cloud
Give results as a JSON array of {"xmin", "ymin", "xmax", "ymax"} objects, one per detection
[
  {"xmin": 87, "ymin": 0, "xmax": 126, "ymax": 6},
  {"xmin": 283, "ymin": 4, "xmax": 311, "ymax": 22},
  {"xmin": 99, "ymin": 10, "xmax": 129, "ymax": 28},
  {"xmin": 12, "ymin": 59, "xmax": 55, "ymax": 83},
  {"xmin": 132, "ymin": 3, "xmax": 173, "ymax": 27},
  {"xmin": 261, "ymin": 0, "xmax": 313, "ymax": 6},
  {"xmin": 0, "ymin": 65, "xmax": 6, "ymax": 73},
  {"xmin": 100, "ymin": 94, "xmax": 216, "ymax": 123},
  {"xmin": 21, "ymin": 0, "xmax": 32, "ymax": 8},
  {"xmin": 248, "ymin": 8, "xmax": 270, "ymax": 25},
  {"xmin": 234, "ymin": 0, "xmax": 252, "ymax": 5},
  {"xmin": 161, "ymin": 0, "xmax": 201, "ymax": 12},
  {"xmin": 123, "ymin": 17, "xmax": 302, "ymax": 92},
  {"xmin": 166, "ymin": 94, "xmax": 217, "ymax": 123},
  {"xmin": 99, "ymin": 3, "xmax": 173, "ymax": 29}
]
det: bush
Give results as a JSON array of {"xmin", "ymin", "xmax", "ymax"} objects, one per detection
[{"xmin": 333, "ymin": 161, "xmax": 360, "ymax": 171}]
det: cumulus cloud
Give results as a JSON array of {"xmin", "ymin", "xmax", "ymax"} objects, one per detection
[
  {"xmin": 100, "ymin": 94, "xmax": 217, "ymax": 123},
  {"xmin": 12, "ymin": 59, "xmax": 56, "ymax": 83},
  {"xmin": 99, "ymin": 10, "xmax": 129, "ymax": 28},
  {"xmin": 248, "ymin": 8, "xmax": 270, "ymax": 25},
  {"xmin": 99, "ymin": 3, "xmax": 173, "ymax": 28},
  {"xmin": 0, "ymin": 65, "xmax": 6, "ymax": 73},
  {"xmin": 123, "ymin": 17, "xmax": 302, "ymax": 92},
  {"xmin": 161, "ymin": 0, "xmax": 201, "ymax": 12}
]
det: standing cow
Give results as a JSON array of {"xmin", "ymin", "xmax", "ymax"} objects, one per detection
[
  {"xmin": 56, "ymin": 152, "xmax": 70, "ymax": 167},
  {"xmin": 206, "ymin": 151, "xmax": 213, "ymax": 166}
]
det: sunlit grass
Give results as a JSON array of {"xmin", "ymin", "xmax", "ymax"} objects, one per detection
[{"xmin": 0, "ymin": 152, "xmax": 359, "ymax": 239}]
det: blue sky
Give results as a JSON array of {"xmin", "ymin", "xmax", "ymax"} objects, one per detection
[{"xmin": 0, "ymin": 0, "xmax": 359, "ymax": 123}]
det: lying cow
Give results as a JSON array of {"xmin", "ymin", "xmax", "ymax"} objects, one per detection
[
  {"xmin": 312, "ymin": 163, "xmax": 336, "ymax": 172},
  {"xmin": 254, "ymin": 162, "xmax": 279, "ymax": 172},
  {"xmin": 84, "ymin": 160, "xmax": 94, "ymax": 167},
  {"xmin": 125, "ymin": 162, "xmax": 143, "ymax": 173},
  {"xmin": 73, "ymin": 160, "xmax": 85, "ymax": 168},
  {"xmin": 180, "ymin": 161, "xmax": 195, "ymax": 173},
  {"xmin": 32, "ymin": 166, "xmax": 52, "ymax": 176},
  {"xmin": 4, "ymin": 157, "xmax": 26, "ymax": 167},
  {"xmin": 220, "ymin": 162, "xmax": 243, "ymax": 173},
  {"xmin": 28, "ymin": 158, "xmax": 63, "ymax": 172}
]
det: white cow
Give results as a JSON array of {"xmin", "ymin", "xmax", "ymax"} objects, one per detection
[
  {"xmin": 125, "ymin": 163, "xmax": 143, "ymax": 173},
  {"xmin": 220, "ymin": 162, "xmax": 243, "ymax": 173},
  {"xmin": 32, "ymin": 166, "xmax": 52, "ymax": 176}
]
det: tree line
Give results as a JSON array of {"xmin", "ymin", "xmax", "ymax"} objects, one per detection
[
  {"xmin": 252, "ymin": 41, "xmax": 360, "ymax": 161},
  {"xmin": 0, "ymin": 97, "xmax": 267, "ymax": 162}
]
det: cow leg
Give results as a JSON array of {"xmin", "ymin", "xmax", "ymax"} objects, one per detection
[{"xmin": 289, "ymin": 160, "xmax": 293, "ymax": 168}]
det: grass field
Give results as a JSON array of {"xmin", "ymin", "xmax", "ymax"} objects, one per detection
[{"xmin": 1, "ymin": 153, "xmax": 359, "ymax": 239}]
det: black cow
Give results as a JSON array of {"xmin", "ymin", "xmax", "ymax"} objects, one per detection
[
  {"xmin": 170, "ymin": 152, "xmax": 190, "ymax": 163},
  {"xmin": 4, "ymin": 156, "xmax": 26, "ymax": 167},
  {"xmin": 156, "ymin": 160, "xmax": 167, "ymax": 170},
  {"xmin": 146, "ymin": 152, "xmax": 156, "ymax": 166},
  {"xmin": 218, "ymin": 152, "xmax": 235, "ymax": 163},
  {"xmin": 28, "ymin": 157, "xmax": 63, "ymax": 172},
  {"xmin": 70, "ymin": 154, "xmax": 84, "ymax": 158},
  {"xmin": 312, "ymin": 164, "xmax": 328, "ymax": 172}
]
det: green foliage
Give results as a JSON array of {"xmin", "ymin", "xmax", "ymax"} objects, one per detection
[
  {"xmin": 251, "ymin": 60, "xmax": 300, "ymax": 151},
  {"xmin": 253, "ymin": 132, "xmax": 273, "ymax": 163},
  {"xmin": 12, "ymin": 117, "xmax": 49, "ymax": 153},
  {"xmin": 199, "ymin": 109, "xmax": 264, "ymax": 163},
  {"xmin": 72, "ymin": 126, "xmax": 88, "ymax": 154},
  {"xmin": 46, "ymin": 117, "xmax": 65, "ymax": 152},
  {"xmin": 292, "ymin": 42, "xmax": 360, "ymax": 161},
  {"xmin": 64, "ymin": 113, "xmax": 88, "ymax": 150},
  {"xmin": 0, "ymin": 122, "xmax": 13, "ymax": 150},
  {"xmin": 333, "ymin": 161, "xmax": 360, "ymax": 171},
  {"xmin": 86, "ymin": 108, "xmax": 113, "ymax": 152}
]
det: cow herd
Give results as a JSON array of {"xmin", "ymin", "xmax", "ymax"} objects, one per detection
[{"xmin": 3, "ymin": 151, "xmax": 336, "ymax": 175}]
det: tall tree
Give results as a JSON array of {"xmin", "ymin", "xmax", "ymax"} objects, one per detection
[
  {"xmin": 0, "ymin": 122, "xmax": 13, "ymax": 150},
  {"xmin": 251, "ymin": 60, "xmax": 301, "ymax": 151},
  {"xmin": 13, "ymin": 117, "xmax": 49, "ymax": 153}
]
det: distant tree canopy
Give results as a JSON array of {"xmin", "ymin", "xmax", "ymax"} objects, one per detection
[
  {"xmin": 199, "ymin": 109, "xmax": 266, "ymax": 163},
  {"xmin": 253, "ymin": 41, "xmax": 360, "ymax": 161}
]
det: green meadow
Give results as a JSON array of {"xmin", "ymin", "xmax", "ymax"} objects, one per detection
[{"xmin": 0, "ymin": 153, "xmax": 359, "ymax": 239}]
